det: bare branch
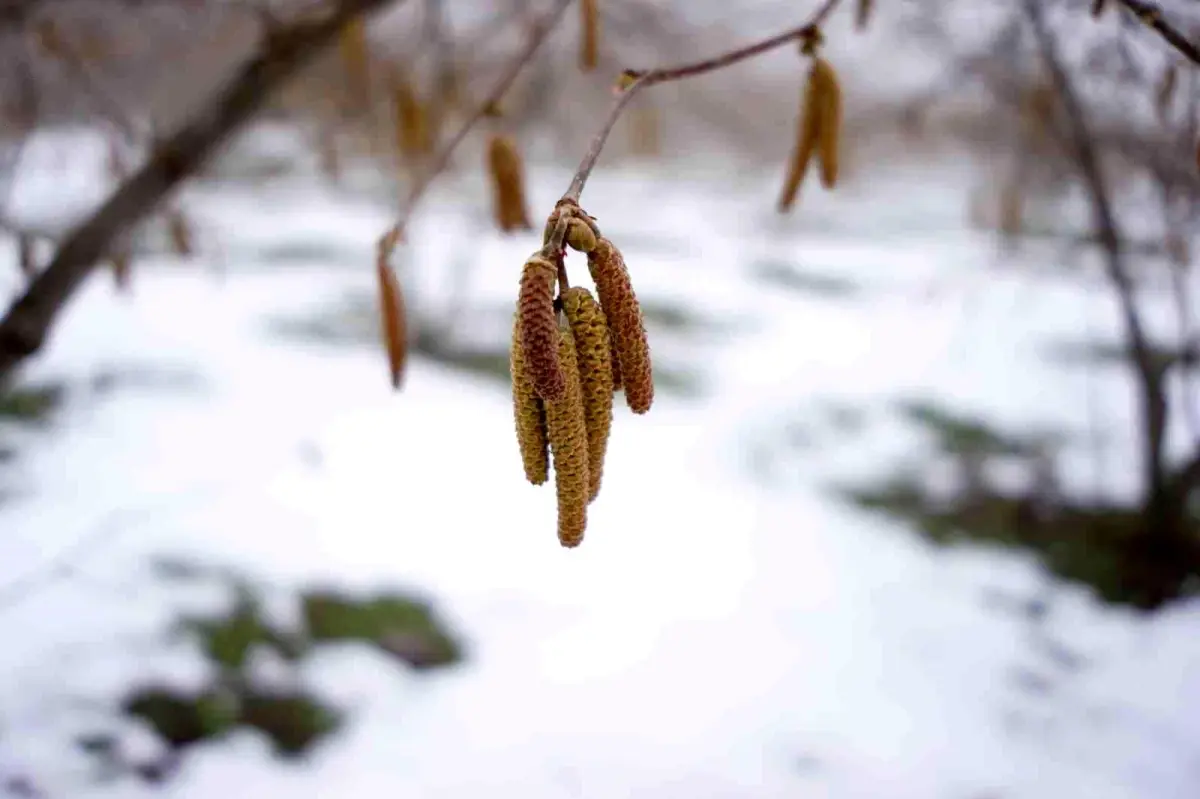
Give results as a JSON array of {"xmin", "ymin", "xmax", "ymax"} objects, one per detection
[
  {"xmin": 0, "ymin": 0, "xmax": 406, "ymax": 387},
  {"xmin": 1025, "ymin": 0, "xmax": 1171, "ymax": 513},
  {"xmin": 376, "ymin": 0, "xmax": 574, "ymax": 265},
  {"xmin": 561, "ymin": 0, "xmax": 846, "ymax": 204},
  {"xmin": 1116, "ymin": 0, "xmax": 1200, "ymax": 67}
]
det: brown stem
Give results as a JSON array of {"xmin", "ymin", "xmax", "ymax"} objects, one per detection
[
  {"xmin": 376, "ymin": 0, "xmax": 574, "ymax": 264},
  {"xmin": 0, "ymin": 0, "xmax": 404, "ymax": 388},
  {"xmin": 1115, "ymin": 0, "xmax": 1200, "ymax": 67},
  {"xmin": 1025, "ymin": 0, "xmax": 1170, "ymax": 518},
  {"xmin": 561, "ymin": 0, "xmax": 845, "ymax": 204}
]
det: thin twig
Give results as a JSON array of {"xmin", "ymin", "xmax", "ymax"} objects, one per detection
[
  {"xmin": 0, "ymin": 0, "xmax": 404, "ymax": 387},
  {"xmin": 1115, "ymin": 0, "xmax": 1200, "ymax": 67},
  {"xmin": 376, "ymin": 0, "xmax": 574, "ymax": 265},
  {"xmin": 1025, "ymin": 0, "xmax": 1170, "ymax": 514},
  {"xmin": 38, "ymin": 22, "xmax": 144, "ymax": 143},
  {"xmin": 561, "ymin": 0, "xmax": 846, "ymax": 204}
]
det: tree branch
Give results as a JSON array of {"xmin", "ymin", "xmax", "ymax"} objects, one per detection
[
  {"xmin": 376, "ymin": 0, "xmax": 574, "ymax": 265},
  {"xmin": 561, "ymin": 0, "xmax": 846, "ymax": 204},
  {"xmin": 1115, "ymin": 0, "xmax": 1200, "ymax": 67},
  {"xmin": 0, "ymin": 0, "xmax": 404, "ymax": 388},
  {"xmin": 1024, "ymin": 0, "xmax": 1170, "ymax": 509}
]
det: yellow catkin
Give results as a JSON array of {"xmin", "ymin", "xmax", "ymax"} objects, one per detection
[
  {"xmin": 391, "ymin": 71, "xmax": 430, "ymax": 161},
  {"xmin": 518, "ymin": 254, "xmax": 565, "ymax": 401},
  {"xmin": 587, "ymin": 237, "xmax": 653, "ymax": 414},
  {"xmin": 813, "ymin": 58, "xmax": 842, "ymax": 190},
  {"xmin": 511, "ymin": 314, "xmax": 550, "ymax": 485},
  {"xmin": 580, "ymin": 0, "xmax": 599, "ymax": 72},
  {"xmin": 376, "ymin": 258, "xmax": 408, "ymax": 389},
  {"xmin": 855, "ymin": 0, "xmax": 874, "ymax": 30},
  {"xmin": 339, "ymin": 17, "xmax": 372, "ymax": 114},
  {"xmin": 111, "ymin": 249, "xmax": 132, "ymax": 293},
  {"xmin": 487, "ymin": 134, "xmax": 533, "ymax": 233},
  {"xmin": 566, "ymin": 217, "xmax": 597, "ymax": 253},
  {"xmin": 545, "ymin": 323, "xmax": 590, "ymax": 548},
  {"xmin": 167, "ymin": 209, "xmax": 193, "ymax": 258},
  {"xmin": 778, "ymin": 59, "xmax": 823, "ymax": 211},
  {"xmin": 562, "ymin": 287, "xmax": 614, "ymax": 502}
]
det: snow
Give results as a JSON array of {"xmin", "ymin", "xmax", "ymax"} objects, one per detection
[{"xmin": 1, "ymin": 127, "xmax": 1199, "ymax": 799}]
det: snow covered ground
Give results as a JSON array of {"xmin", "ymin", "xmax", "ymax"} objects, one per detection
[{"xmin": 1, "ymin": 127, "xmax": 1198, "ymax": 799}]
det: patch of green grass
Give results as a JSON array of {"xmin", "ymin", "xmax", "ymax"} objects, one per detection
[
  {"xmin": 0, "ymin": 383, "xmax": 66, "ymax": 423},
  {"xmin": 837, "ymin": 399, "xmax": 1200, "ymax": 611}
]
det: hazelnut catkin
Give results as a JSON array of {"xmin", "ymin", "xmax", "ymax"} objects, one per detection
[
  {"xmin": 510, "ymin": 314, "xmax": 550, "ymax": 485},
  {"xmin": 587, "ymin": 237, "xmax": 653, "ymax": 414},
  {"xmin": 518, "ymin": 254, "xmax": 566, "ymax": 402},
  {"xmin": 580, "ymin": 0, "xmax": 600, "ymax": 73},
  {"xmin": 855, "ymin": 0, "xmax": 874, "ymax": 30},
  {"xmin": 392, "ymin": 71, "xmax": 431, "ymax": 161},
  {"xmin": 167, "ymin": 209, "xmax": 193, "ymax": 258},
  {"xmin": 376, "ymin": 258, "xmax": 408, "ymax": 389},
  {"xmin": 339, "ymin": 17, "xmax": 371, "ymax": 114},
  {"xmin": 562, "ymin": 287, "xmax": 614, "ymax": 502},
  {"xmin": 778, "ymin": 59, "xmax": 823, "ymax": 211},
  {"xmin": 779, "ymin": 53, "xmax": 841, "ymax": 207},
  {"xmin": 566, "ymin": 217, "xmax": 598, "ymax": 253},
  {"xmin": 813, "ymin": 57, "xmax": 842, "ymax": 190},
  {"xmin": 487, "ymin": 134, "xmax": 533, "ymax": 232},
  {"xmin": 545, "ymin": 322, "xmax": 590, "ymax": 547}
]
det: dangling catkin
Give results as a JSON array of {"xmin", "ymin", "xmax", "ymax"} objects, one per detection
[
  {"xmin": 562, "ymin": 287, "xmax": 614, "ymax": 502},
  {"xmin": 376, "ymin": 258, "xmax": 408, "ymax": 389},
  {"xmin": 167, "ymin": 209, "xmax": 193, "ymax": 258},
  {"xmin": 518, "ymin": 254, "xmax": 566, "ymax": 402},
  {"xmin": 587, "ymin": 237, "xmax": 653, "ymax": 414},
  {"xmin": 855, "ymin": 0, "xmax": 874, "ymax": 31},
  {"xmin": 545, "ymin": 322, "xmax": 590, "ymax": 547},
  {"xmin": 339, "ymin": 17, "xmax": 371, "ymax": 114},
  {"xmin": 111, "ymin": 249, "xmax": 132, "ymax": 293},
  {"xmin": 778, "ymin": 59, "xmax": 823, "ymax": 211},
  {"xmin": 510, "ymin": 314, "xmax": 550, "ymax": 485},
  {"xmin": 813, "ymin": 57, "xmax": 842, "ymax": 189},
  {"xmin": 392, "ymin": 71, "xmax": 430, "ymax": 160},
  {"xmin": 580, "ymin": 0, "xmax": 599, "ymax": 73},
  {"xmin": 487, "ymin": 134, "xmax": 533, "ymax": 233}
]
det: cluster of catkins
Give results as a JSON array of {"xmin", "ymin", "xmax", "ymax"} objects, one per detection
[{"xmin": 510, "ymin": 200, "xmax": 653, "ymax": 548}]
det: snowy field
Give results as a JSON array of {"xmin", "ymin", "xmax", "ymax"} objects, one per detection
[{"xmin": 1, "ymin": 127, "xmax": 1198, "ymax": 799}]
